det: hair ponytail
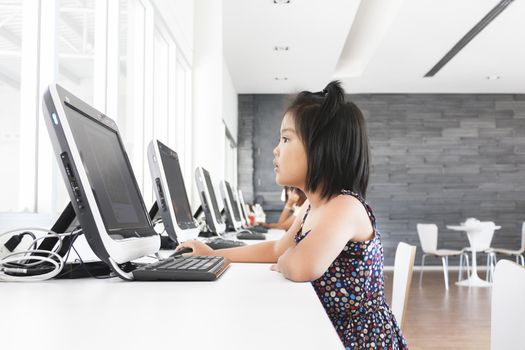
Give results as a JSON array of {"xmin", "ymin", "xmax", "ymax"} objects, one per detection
[{"xmin": 318, "ymin": 80, "xmax": 345, "ymax": 124}]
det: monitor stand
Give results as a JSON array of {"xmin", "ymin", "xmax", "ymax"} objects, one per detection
[
  {"xmin": 148, "ymin": 202, "xmax": 177, "ymax": 249},
  {"xmin": 193, "ymin": 205, "xmax": 203, "ymax": 219},
  {"xmin": 148, "ymin": 201, "xmax": 161, "ymax": 222},
  {"xmin": 198, "ymin": 231, "xmax": 217, "ymax": 238},
  {"xmin": 34, "ymin": 202, "xmax": 111, "ymax": 278},
  {"xmin": 149, "ymin": 203, "xmax": 220, "ymax": 240},
  {"xmin": 191, "ymin": 204, "xmax": 214, "ymax": 237}
]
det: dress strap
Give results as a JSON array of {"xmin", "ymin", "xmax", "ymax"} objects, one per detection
[
  {"xmin": 341, "ymin": 190, "xmax": 378, "ymax": 232},
  {"xmin": 293, "ymin": 204, "xmax": 312, "ymax": 242},
  {"xmin": 300, "ymin": 204, "xmax": 311, "ymax": 228}
]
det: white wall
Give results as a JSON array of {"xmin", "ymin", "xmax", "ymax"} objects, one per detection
[
  {"xmin": 222, "ymin": 59, "xmax": 238, "ymax": 142},
  {"xmin": 192, "ymin": 0, "xmax": 238, "ymax": 208}
]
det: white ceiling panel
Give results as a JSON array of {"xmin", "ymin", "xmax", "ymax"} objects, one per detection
[
  {"xmin": 224, "ymin": 0, "xmax": 525, "ymax": 93},
  {"xmin": 223, "ymin": 0, "xmax": 360, "ymax": 93}
]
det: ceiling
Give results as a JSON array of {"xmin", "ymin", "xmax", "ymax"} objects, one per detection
[{"xmin": 223, "ymin": 0, "xmax": 525, "ymax": 94}]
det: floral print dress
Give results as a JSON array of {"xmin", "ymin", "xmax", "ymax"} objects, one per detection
[{"xmin": 294, "ymin": 190, "xmax": 408, "ymax": 350}]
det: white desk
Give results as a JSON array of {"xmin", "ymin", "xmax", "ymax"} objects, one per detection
[
  {"xmin": 447, "ymin": 224, "xmax": 501, "ymax": 288},
  {"xmin": 0, "ymin": 230, "xmax": 344, "ymax": 350}
]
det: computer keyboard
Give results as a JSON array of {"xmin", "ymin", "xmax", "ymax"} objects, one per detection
[
  {"xmin": 236, "ymin": 231, "xmax": 266, "ymax": 240},
  {"xmin": 251, "ymin": 225, "xmax": 268, "ymax": 233},
  {"xmin": 205, "ymin": 237, "xmax": 246, "ymax": 250},
  {"xmin": 132, "ymin": 255, "xmax": 230, "ymax": 281}
]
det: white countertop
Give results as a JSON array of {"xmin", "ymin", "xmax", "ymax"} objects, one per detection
[{"xmin": 0, "ymin": 229, "xmax": 344, "ymax": 350}]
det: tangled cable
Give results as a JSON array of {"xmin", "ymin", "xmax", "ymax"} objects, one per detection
[{"xmin": 0, "ymin": 227, "xmax": 82, "ymax": 282}]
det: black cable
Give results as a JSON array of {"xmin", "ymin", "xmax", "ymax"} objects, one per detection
[
  {"xmin": 70, "ymin": 244, "xmax": 114, "ymax": 279},
  {"xmin": 56, "ymin": 228, "xmax": 84, "ymax": 278},
  {"xmin": 4, "ymin": 231, "xmax": 37, "ymax": 252}
]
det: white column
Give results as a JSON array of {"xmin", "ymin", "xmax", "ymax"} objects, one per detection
[
  {"xmin": 128, "ymin": 0, "xmax": 146, "ymax": 194},
  {"xmin": 192, "ymin": 0, "xmax": 224, "ymax": 207},
  {"xmin": 184, "ymin": 65, "xmax": 194, "ymax": 207},
  {"xmin": 141, "ymin": 1, "xmax": 155, "ymax": 203},
  {"xmin": 18, "ymin": 0, "xmax": 41, "ymax": 212},
  {"xmin": 105, "ymin": 0, "xmax": 120, "ymax": 120},
  {"xmin": 167, "ymin": 42, "xmax": 177, "ymax": 151},
  {"xmin": 93, "ymin": 0, "xmax": 108, "ymax": 112},
  {"xmin": 36, "ymin": 0, "xmax": 58, "ymax": 213}
]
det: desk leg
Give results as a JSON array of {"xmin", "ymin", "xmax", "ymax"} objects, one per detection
[{"xmin": 456, "ymin": 250, "xmax": 491, "ymax": 287}]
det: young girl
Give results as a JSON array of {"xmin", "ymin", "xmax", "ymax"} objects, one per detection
[{"xmin": 177, "ymin": 81, "xmax": 408, "ymax": 349}]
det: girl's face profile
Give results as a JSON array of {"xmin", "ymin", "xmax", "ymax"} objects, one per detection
[{"xmin": 273, "ymin": 112, "xmax": 308, "ymax": 190}]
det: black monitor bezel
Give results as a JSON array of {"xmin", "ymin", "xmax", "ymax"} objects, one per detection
[
  {"xmin": 155, "ymin": 140, "xmax": 196, "ymax": 229},
  {"xmin": 61, "ymin": 98, "xmax": 155, "ymax": 238}
]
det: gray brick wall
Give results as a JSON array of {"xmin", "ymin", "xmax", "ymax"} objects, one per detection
[{"xmin": 238, "ymin": 94, "xmax": 525, "ymax": 265}]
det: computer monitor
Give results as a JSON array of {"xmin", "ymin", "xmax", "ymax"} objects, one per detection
[
  {"xmin": 195, "ymin": 167, "xmax": 226, "ymax": 234},
  {"xmin": 42, "ymin": 84, "xmax": 159, "ymax": 279},
  {"xmin": 147, "ymin": 139, "xmax": 199, "ymax": 243},
  {"xmin": 237, "ymin": 189, "xmax": 251, "ymax": 226},
  {"xmin": 219, "ymin": 180, "xmax": 244, "ymax": 231}
]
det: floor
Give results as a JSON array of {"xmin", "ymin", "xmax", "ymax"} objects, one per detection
[{"xmin": 384, "ymin": 270, "xmax": 491, "ymax": 350}]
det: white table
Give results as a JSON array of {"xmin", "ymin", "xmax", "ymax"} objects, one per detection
[
  {"xmin": 1, "ymin": 229, "xmax": 344, "ymax": 350},
  {"xmin": 447, "ymin": 224, "xmax": 501, "ymax": 288}
]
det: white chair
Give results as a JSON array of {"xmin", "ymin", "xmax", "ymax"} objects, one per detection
[
  {"xmin": 491, "ymin": 260, "xmax": 525, "ymax": 350},
  {"xmin": 391, "ymin": 242, "xmax": 416, "ymax": 331},
  {"xmin": 417, "ymin": 224, "xmax": 470, "ymax": 290},
  {"xmin": 489, "ymin": 222, "xmax": 525, "ymax": 267}
]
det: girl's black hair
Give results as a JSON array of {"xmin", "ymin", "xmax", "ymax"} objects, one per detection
[{"xmin": 286, "ymin": 80, "xmax": 370, "ymax": 199}]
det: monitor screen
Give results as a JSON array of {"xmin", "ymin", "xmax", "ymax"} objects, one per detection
[
  {"xmin": 157, "ymin": 141, "xmax": 194, "ymax": 226},
  {"xmin": 225, "ymin": 181, "xmax": 242, "ymax": 222},
  {"xmin": 64, "ymin": 102, "xmax": 151, "ymax": 233},
  {"xmin": 201, "ymin": 168, "xmax": 223, "ymax": 224}
]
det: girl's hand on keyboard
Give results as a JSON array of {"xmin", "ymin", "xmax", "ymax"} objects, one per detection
[{"xmin": 176, "ymin": 240, "xmax": 214, "ymax": 256}]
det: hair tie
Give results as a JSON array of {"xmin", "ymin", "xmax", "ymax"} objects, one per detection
[{"xmin": 315, "ymin": 89, "xmax": 328, "ymax": 97}]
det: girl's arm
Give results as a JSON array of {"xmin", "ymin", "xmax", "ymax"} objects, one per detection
[
  {"xmin": 177, "ymin": 202, "xmax": 309, "ymax": 263},
  {"xmin": 274, "ymin": 196, "xmax": 374, "ymax": 282}
]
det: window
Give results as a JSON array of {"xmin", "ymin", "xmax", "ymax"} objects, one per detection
[
  {"xmin": 0, "ymin": 0, "xmax": 24, "ymax": 212},
  {"xmin": 0, "ymin": 0, "xmax": 194, "ymax": 226},
  {"xmin": 57, "ymin": 0, "xmax": 95, "ymax": 105}
]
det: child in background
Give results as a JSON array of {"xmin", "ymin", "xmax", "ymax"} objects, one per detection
[{"xmin": 261, "ymin": 187, "xmax": 307, "ymax": 230}]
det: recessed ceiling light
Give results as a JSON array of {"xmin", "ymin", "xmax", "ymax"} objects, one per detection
[
  {"xmin": 273, "ymin": 0, "xmax": 291, "ymax": 4},
  {"xmin": 486, "ymin": 75, "xmax": 501, "ymax": 80},
  {"xmin": 274, "ymin": 77, "xmax": 288, "ymax": 81},
  {"xmin": 274, "ymin": 46, "xmax": 289, "ymax": 51}
]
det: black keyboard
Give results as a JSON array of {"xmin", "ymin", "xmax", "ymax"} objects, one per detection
[
  {"xmin": 132, "ymin": 255, "xmax": 230, "ymax": 281},
  {"xmin": 206, "ymin": 237, "xmax": 246, "ymax": 250},
  {"xmin": 251, "ymin": 225, "xmax": 268, "ymax": 233},
  {"xmin": 236, "ymin": 231, "xmax": 266, "ymax": 240}
]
